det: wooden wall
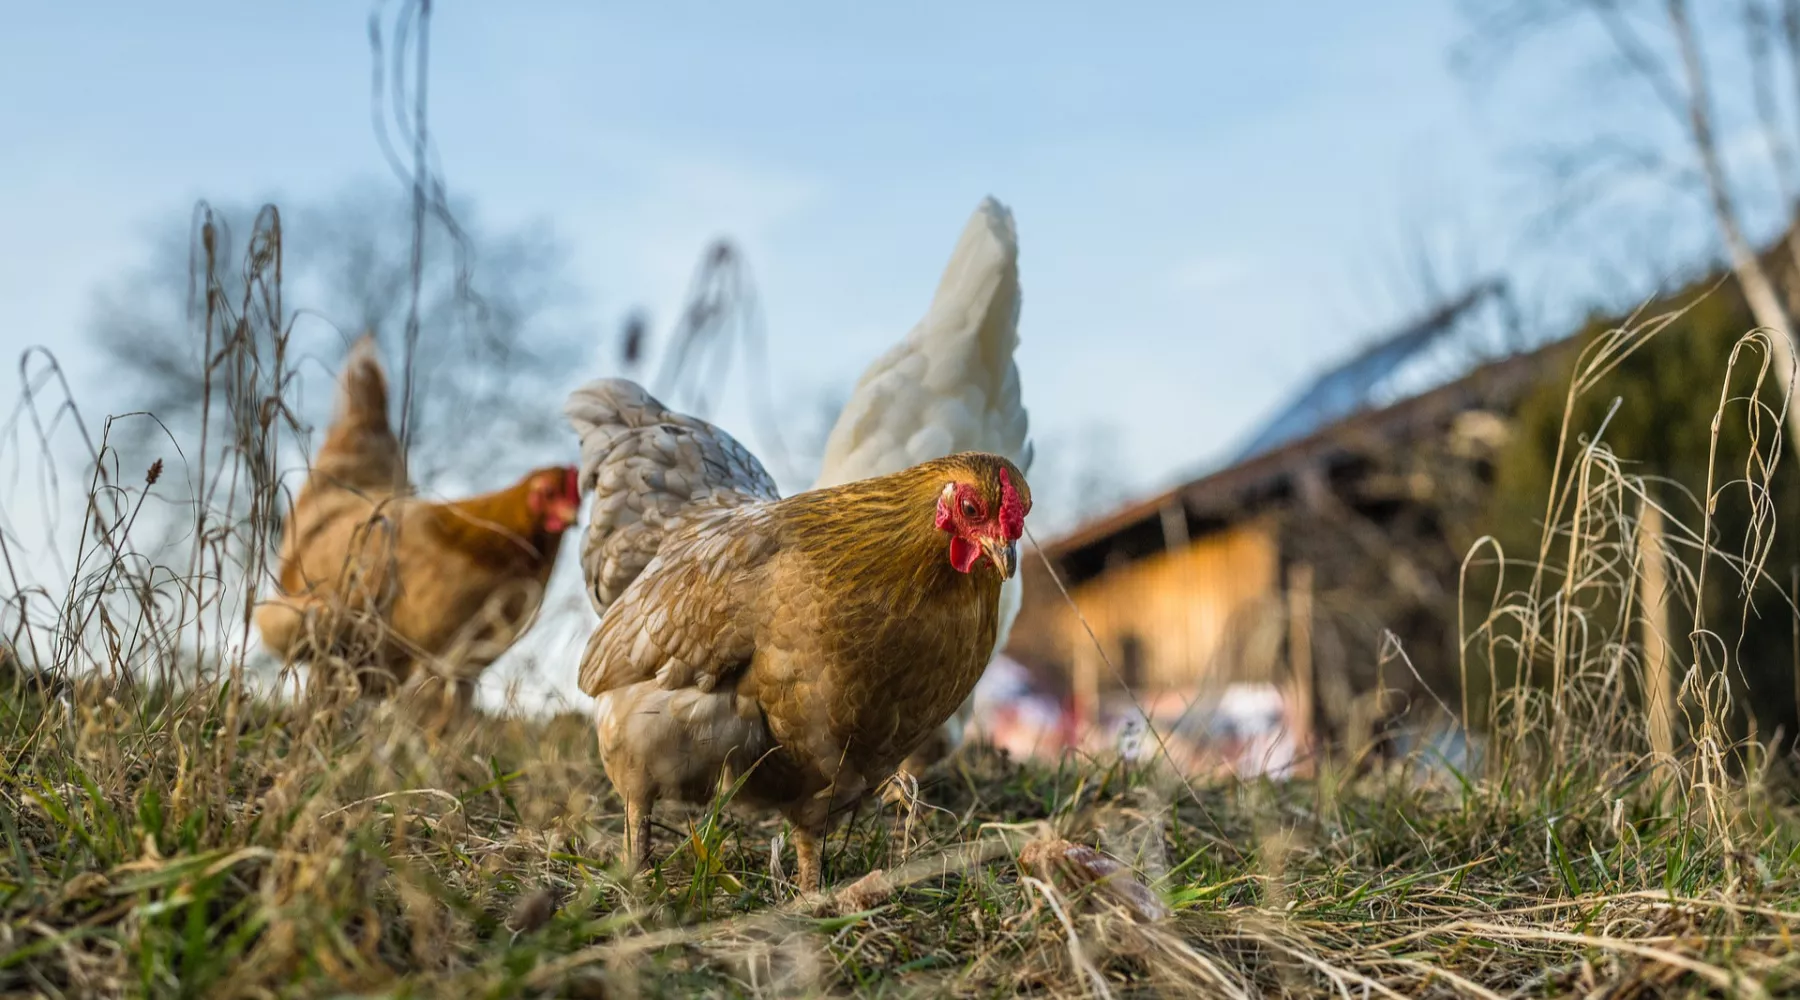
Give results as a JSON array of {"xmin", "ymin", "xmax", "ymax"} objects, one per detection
[{"xmin": 1010, "ymin": 519, "xmax": 1284, "ymax": 722}]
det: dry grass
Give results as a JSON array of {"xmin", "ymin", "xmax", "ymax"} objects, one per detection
[
  {"xmin": 5, "ymin": 679, "xmax": 1798, "ymax": 998},
  {"xmin": 3, "ymin": 212, "xmax": 1800, "ymax": 997}
]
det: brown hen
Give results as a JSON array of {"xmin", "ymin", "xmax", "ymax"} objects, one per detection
[
  {"xmin": 255, "ymin": 335, "xmax": 579, "ymax": 718},
  {"xmin": 565, "ymin": 378, "xmax": 1031, "ymax": 892}
]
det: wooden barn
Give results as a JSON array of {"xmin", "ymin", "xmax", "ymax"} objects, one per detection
[{"xmin": 1003, "ymin": 287, "xmax": 1574, "ymax": 759}]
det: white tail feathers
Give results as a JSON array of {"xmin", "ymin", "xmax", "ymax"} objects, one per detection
[
  {"xmin": 927, "ymin": 196, "xmax": 1020, "ymax": 375},
  {"xmin": 814, "ymin": 196, "xmax": 1031, "ymax": 489}
]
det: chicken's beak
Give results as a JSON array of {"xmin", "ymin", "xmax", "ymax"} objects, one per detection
[{"xmin": 981, "ymin": 537, "xmax": 1019, "ymax": 580}]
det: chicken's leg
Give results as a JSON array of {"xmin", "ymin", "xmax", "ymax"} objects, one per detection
[
  {"xmin": 792, "ymin": 825, "xmax": 824, "ymax": 894},
  {"xmin": 622, "ymin": 796, "xmax": 653, "ymax": 877},
  {"xmin": 397, "ymin": 669, "xmax": 473, "ymax": 735}
]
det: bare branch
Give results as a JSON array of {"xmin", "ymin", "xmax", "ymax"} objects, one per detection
[
  {"xmin": 1588, "ymin": 0, "xmax": 1691, "ymax": 123},
  {"xmin": 1668, "ymin": 0, "xmax": 1744, "ymax": 232},
  {"xmin": 1667, "ymin": 0, "xmax": 1800, "ymax": 446},
  {"xmin": 1782, "ymin": 0, "xmax": 1800, "ymax": 154},
  {"xmin": 89, "ymin": 186, "xmax": 591, "ymax": 504},
  {"xmin": 1744, "ymin": 0, "xmax": 1800, "ymax": 208}
]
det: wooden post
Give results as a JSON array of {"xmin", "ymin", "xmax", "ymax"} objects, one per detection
[
  {"xmin": 1072, "ymin": 651, "xmax": 1099, "ymax": 740},
  {"xmin": 1637, "ymin": 500, "xmax": 1674, "ymax": 762},
  {"xmin": 1159, "ymin": 500, "xmax": 1190, "ymax": 552},
  {"xmin": 1286, "ymin": 562, "xmax": 1315, "ymax": 773}
]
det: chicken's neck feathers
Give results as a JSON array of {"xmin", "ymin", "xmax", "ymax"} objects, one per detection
[
  {"xmin": 419, "ymin": 477, "xmax": 562, "ymax": 566},
  {"xmin": 778, "ymin": 464, "xmax": 996, "ymax": 616}
]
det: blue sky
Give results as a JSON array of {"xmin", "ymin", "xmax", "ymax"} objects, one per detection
[
  {"xmin": 0, "ymin": 3, "xmax": 1579, "ymax": 502},
  {"xmin": 7, "ymin": 0, "xmax": 1778, "ymax": 546},
  {"xmin": 7, "ymin": 1, "xmax": 1775, "ymax": 707}
]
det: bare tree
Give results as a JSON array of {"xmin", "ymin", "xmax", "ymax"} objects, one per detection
[
  {"xmin": 90, "ymin": 182, "xmax": 592, "ymax": 502},
  {"xmin": 1459, "ymin": 0, "xmax": 1799, "ymax": 445}
]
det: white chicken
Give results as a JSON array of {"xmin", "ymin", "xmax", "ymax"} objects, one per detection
[{"xmin": 812, "ymin": 196, "xmax": 1032, "ymax": 780}]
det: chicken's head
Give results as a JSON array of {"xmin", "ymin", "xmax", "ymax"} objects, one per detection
[
  {"xmin": 935, "ymin": 459, "xmax": 1031, "ymax": 579},
  {"xmin": 526, "ymin": 465, "xmax": 582, "ymax": 534}
]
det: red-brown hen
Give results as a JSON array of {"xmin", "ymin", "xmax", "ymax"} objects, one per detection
[{"xmin": 255, "ymin": 335, "xmax": 579, "ymax": 720}]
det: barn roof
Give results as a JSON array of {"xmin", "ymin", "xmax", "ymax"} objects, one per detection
[
  {"xmin": 1041, "ymin": 331, "xmax": 1575, "ymax": 575},
  {"xmin": 1227, "ymin": 280, "xmax": 1521, "ymax": 464}
]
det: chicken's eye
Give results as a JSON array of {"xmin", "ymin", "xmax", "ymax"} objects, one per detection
[{"xmin": 960, "ymin": 498, "xmax": 980, "ymax": 519}]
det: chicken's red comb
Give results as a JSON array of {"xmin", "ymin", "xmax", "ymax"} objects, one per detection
[
  {"xmin": 562, "ymin": 465, "xmax": 581, "ymax": 502},
  {"xmin": 998, "ymin": 468, "xmax": 1027, "ymax": 540}
]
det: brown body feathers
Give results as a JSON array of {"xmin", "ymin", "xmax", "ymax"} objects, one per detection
[
  {"xmin": 565, "ymin": 378, "xmax": 1030, "ymax": 892},
  {"xmin": 255, "ymin": 335, "xmax": 578, "ymax": 716}
]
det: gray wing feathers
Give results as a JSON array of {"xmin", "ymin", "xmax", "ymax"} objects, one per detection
[{"xmin": 564, "ymin": 379, "xmax": 779, "ymax": 615}]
